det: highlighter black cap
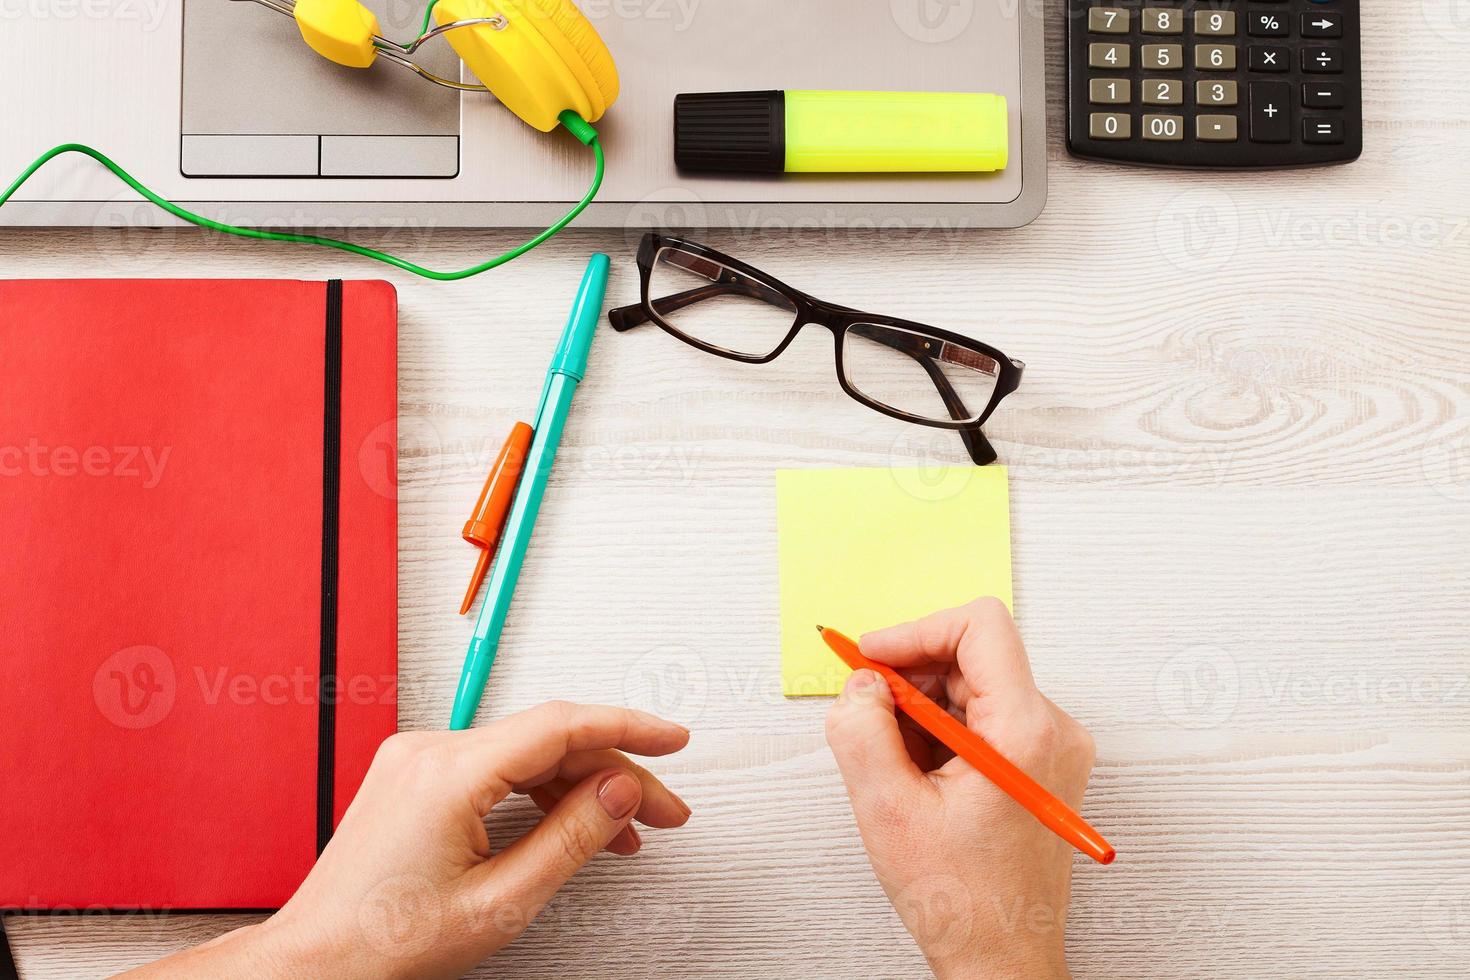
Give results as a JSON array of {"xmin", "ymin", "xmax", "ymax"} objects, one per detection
[{"xmin": 674, "ymin": 90, "xmax": 785, "ymax": 174}]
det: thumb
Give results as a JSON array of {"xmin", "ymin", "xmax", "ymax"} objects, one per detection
[
  {"xmin": 470, "ymin": 769, "xmax": 641, "ymax": 923},
  {"xmin": 826, "ymin": 669, "xmax": 928, "ymax": 818}
]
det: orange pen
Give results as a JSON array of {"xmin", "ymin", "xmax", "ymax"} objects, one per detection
[
  {"xmin": 459, "ymin": 422, "xmax": 533, "ymax": 615},
  {"xmin": 818, "ymin": 626, "xmax": 1116, "ymax": 865}
]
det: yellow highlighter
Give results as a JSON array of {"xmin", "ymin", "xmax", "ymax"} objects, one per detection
[{"xmin": 674, "ymin": 90, "xmax": 1008, "ymax": 174}]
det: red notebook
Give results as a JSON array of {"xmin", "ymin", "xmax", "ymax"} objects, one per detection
[{"xmin": 0, "ymin": 280, "xmax": 397, "ymax": 918}]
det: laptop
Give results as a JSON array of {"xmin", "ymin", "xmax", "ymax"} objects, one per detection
[{"xmin": 0, "ymin": 0, "xmax": 1046, "ymax": 230}]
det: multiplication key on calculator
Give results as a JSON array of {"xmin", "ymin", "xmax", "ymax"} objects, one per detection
[{"xmin": 1065, "ymin": 0, "xmax": 1361, "ymax": 168}]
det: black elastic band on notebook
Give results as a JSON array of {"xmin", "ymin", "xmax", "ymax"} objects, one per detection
[{"xmin": 315, "ymin": 279, "xmax": 344, "ymax": 856}]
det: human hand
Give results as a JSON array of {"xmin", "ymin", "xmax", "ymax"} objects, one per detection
[
  {"xmin": 124, "ymin": 702, "xmax": 691, "ymax": 980},
  {"xmin": 825, "ymin": 598, "xmax": 1097, "ymax": 979}
]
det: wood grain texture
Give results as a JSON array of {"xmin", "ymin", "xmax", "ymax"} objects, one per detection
[{"xmin": 3, "ymin": 1, "xmax": 1468, "ymax": 976}]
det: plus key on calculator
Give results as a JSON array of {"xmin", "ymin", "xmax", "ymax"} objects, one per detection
[{"xmin": 1066, "ymin": 0, "xmax": 1362, "ymax": 168}]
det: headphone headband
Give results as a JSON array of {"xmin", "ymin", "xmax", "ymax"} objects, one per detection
[{"xmin": 246, "ymin": 0, "xmax": 620, "ymax": 132}]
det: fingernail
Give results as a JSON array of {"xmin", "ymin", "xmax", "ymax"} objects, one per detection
[
  {"xmin": 597, "ymin": 772, "xmax": 641, "ymax": 820},
  {"xmin": 848, "ymin": 669, "xmax": 877, "ymax": 691},
  {"xmin": 672, "ymin": 792, "xmax": 692, "ymax": 818}
]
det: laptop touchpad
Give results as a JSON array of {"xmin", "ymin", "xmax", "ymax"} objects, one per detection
[{"xmin": 181, "ymin": 0, "xmax": 460, "ymax": 178}]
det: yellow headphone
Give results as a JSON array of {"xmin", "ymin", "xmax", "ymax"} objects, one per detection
[{"xmin": 291, "ymin": 0, "xmax": 620, "ymax": 132}]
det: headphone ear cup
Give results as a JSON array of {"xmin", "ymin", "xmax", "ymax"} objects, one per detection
[
  {"xmin": 434, "ymin": 0, "xmax": 619, "ymax": 132},
  {"xmin": 516, "ymin": 0, "xmax": 620, "ymax": 115},
  {"xmin": 293, "ymin": 0, "xmax": 382, "ymax": 69}
]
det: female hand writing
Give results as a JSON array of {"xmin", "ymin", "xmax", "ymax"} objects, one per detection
[{"xmin": 826, "ymin": 599, "xmax": 1098, "ymax": 979}]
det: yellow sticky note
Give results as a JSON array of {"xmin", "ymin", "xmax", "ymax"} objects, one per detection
[{"xmin": 777, "ymin": 466, "xmax": 1012, "ymax": 696}]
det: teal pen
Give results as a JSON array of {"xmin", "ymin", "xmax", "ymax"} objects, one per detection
[{"xmin": 450, "ymin": 253, "xmax": 610, "ymax": 730}]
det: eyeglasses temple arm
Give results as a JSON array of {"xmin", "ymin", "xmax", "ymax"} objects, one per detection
[
  {"xmin": 608, "ymin": 278, "xmax": 791, "ymax": 332},
  {"xmin": 607, "ymin": 301, "xmax": 654, "ymax": 331},
  {"xmin": 901, "ymin": 352, "xmax": 995, "ymax": 464}
]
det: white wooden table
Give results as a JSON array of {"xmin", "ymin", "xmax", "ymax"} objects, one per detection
[{"xmin": 4, "ymin": 3, "xmax": 1468, "ymax": 976}]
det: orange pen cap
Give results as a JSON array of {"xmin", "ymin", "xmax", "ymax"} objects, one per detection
[{"xmin": 460, "ymin": 421, "xmax": 533, "ymax": 615}]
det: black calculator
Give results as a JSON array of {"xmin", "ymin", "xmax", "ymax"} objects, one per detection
[{"xmin": 1065, "ymin": 0, "xmax": 1361, "ymax": 168}]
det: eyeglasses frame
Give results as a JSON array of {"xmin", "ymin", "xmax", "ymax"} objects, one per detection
[{"xmin": 607, "ymin": 232, "xmax": 1025, "ymax": 466}]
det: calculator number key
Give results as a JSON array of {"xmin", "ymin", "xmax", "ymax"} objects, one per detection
[
  {"xmin": 1087, "ymin": 6, "xmax": 1130, "ymax": 33},
  {"xmin": 1089, "ymin": 112, "xmax": 1132, "ymax": 140},
  {"xmin": 1089, "ymin": 78, "xmax": 1132, "ymax": 104},
  {"xmin": 1195, "ymin": 44, "xmax": 1236, "ymax": 71},
  {"xmin": 1194, "ymin": 10, "xmax": 1235, "ymax": 36},
  {"xmin": 1247, "ymin": 11, "xmax": 1288, "ymax": 37},
  {"xmin": 1089, "ymin": 42, "xmax": 1130, "ymax": 69},
  {"xmin": 1141, "ymin": 7, "xmax": 1184, "ymax": 34},
  {"xmin": 1196, "ymin": 80, "xmax": 1238, "ymax": 107},
  {"xmin": 1142, "ymin": 44, "xmax": 1184, "ymax": 70},
  {"xmin": 1142, "ymin": 114, "xmax": 1184, "ymax": 142},
  {"xmin": 1143, "ymin": 79, "xmax": 1183, "ymax": 106}
]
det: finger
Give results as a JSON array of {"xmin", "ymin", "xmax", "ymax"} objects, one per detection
[
  {"xmin": 896, "ymin": 665, "xmax": 949, "ymax": 705},
  {"xmin": 456, "ymin": 702, "xmax": 689, "ymax": 813},
  {"xmin": 470, "ymin": 769, "xmax": 644, "ymax": 917},
  {"xmin": 860, "ymin": 597, "xmax": 1036, "ymax": 705},
  {"xmin": 826, "ymin": 669, "xmax": 932, "ymax": 817},
  {"xmin": 527, "ymin": 783, "xmax": 563, "ymax": 816},
  {"xmin": 896, "ymin": 716, "xmax": 936, "ymax": 771},
  {"xmin": 512, "ymin": 748, "xmax": 691, "ymax": 829},
  {"xmin": 528, "ymin": 783, "xmax": 641, "ymax": 855}
]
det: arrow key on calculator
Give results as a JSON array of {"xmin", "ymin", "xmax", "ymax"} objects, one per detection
[{"xmin": 1301, "ymin": 12, "xmax": 1343, "ymax": 38}]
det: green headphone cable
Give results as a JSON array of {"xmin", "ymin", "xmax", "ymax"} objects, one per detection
[
  {"xmin": 0, "ymin": 112, "xmax": 604, "ymax": 283},
  {"xmin": 415, "ymin": 0, "xmax": 444, "ymax": 46}
]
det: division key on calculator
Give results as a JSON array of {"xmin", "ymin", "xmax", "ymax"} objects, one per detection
[{"xmin": 1065, "ymin": 0, "xmax": 1361, "ymax": 168}]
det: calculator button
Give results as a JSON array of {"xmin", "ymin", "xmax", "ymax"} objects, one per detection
[
  {"xmin": 1303, "ymin": 47, "xmax": 1343, "ymax": 73},
  {"xmin": 1197, "ymin": 115, "xmax": 1239, "ymax": 142},
  {"xmin": 1249, "ymin": 45, "xmax": 1290, "ymax": 72},
  {"xmin": 1088, "ymin": 7, "xmax": 1130, "ymax": 33},
  {"xmin": 1300, "ymin": 11, "xmax": 1342, "ymax": 38},
  {"xmin": 1143, "ymin": 78, "xmax": 1183, "ymax": 105},
  {"xmin": 1303, "ymin": 117, "xmax": 1345, "ymax": 144},
  {"xmin": 1142, "ymin": 44, "xmax": 1184, "ymax": 70},
  {"xmin": 1302, "ymin": 82, "xmax": 1344, "ymax": 109},
  {"xmin": 1194, "ymin": 9, "xmax": 1236, "ymax": 36},
  {"xmin": 1089, "ymin": 42, "xmax": 1130, "ymax": 69},
  {"xmin": 1142, "ymin": 114, "xmax": 1184, "ymax": 141},
  {"xmin": 1089, "ymin": 78, "xmax": 1132, "ymax": 104},
  {"xmin": 1195, "ymin": 44, "xmax": 1236, "ymax": 71},
  {"xmin": 1247, "ymin": 10, "xmax": 1289, "ymax": 37},
  {"xmin": 1089, "ymin": 112, "xmax": 1132, "ymax": 139},
  {"xmin": 1196, "ymin": 79, "xmax": 1239, "ymax": 107},
  {"xmin": 1141, "ymin": 8, "xmax": 1184, "ymax": 34},
  {"xmin": 1249, "ymin": 81, "xmax": 1292, "ymax": 143}
]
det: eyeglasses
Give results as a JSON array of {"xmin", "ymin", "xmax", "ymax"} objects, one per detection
[{"xmin": 607, "ymin": 233, "xmax": 1024, "ymax": 465}]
